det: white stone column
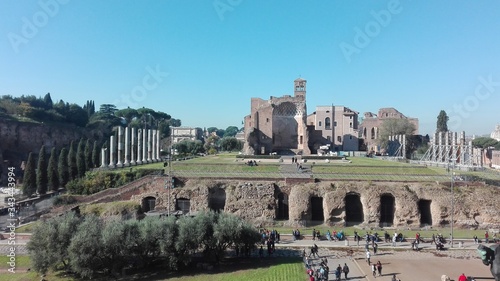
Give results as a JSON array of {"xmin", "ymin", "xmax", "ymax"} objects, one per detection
[
  {"xmin": 124, "ymin": 127, "xmax": 130, "ymax": 166},
  {"xmin": 130, "ymin": 128, "xmax": 136, "ymax": 165},
  {"xmin": 156, "ymin": 129, "xmax": 161, "ymax": 161},
  {"xmin": 151, "ymin": 130, "xmax": 157, "ymax": 162},
  {"xmin": 147, "ymin": 129, "xmax": 152, "ymax": 163},
  {"xmin": 108, "ymin": 135, "xmax": 116, "ymax": 168},
  {"xmin": 142, "ymin": 128, "xmax": 147, "ymax": 163},
  {"xmin": 100, "ymin": 148, "xmax": 107, "ymax": 168},
  {"xmin": 116, "ymin": 127, "xmax": 123, "ymax": 168},
  {"xmin": 137, "ymin": 129, "xmax": 142, "ymax": 165}
]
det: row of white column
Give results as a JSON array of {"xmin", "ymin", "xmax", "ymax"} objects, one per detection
[{"xmin": 100, "ymin": 127, "xmax": 161, "ymax": 168}]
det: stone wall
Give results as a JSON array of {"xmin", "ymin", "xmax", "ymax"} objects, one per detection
[{"xmin": 128, "ymin": 178, "xmax": 500, "ymax": 229}]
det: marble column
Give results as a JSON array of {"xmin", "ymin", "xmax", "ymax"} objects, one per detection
[
  {"xmin": 130, "ymin": 128, "xmax": 136, "ymax": 166},
  {"xmin": 156, "ymin": 129, "xmax": 161, "ymax": 161},
  {"xmin": 147, "ymin": 129, "xmax": 152, "ymax": 163},
  {"xmin": 100, "ymin": 148, "xmax": 107, "ymax": 168},
  {"xmin": 151, "ymin": 130, "xmax": 156, "ymax": 162},
  {"xmin": 124, "ymin": 127, "xmax": 130, "ymax": 166},
  {"xmin": 142, "ymin": 128, "xmax": 147, "ymax": 163},
  {"xmin": 108, "ymin": 135, "xmax": 116, "ymax": 168},
  {"xmin": 116, "ymin": 127, "xmax": 123, "ymax": 168},
  {"xmin": 137, "ymin": 129, "xmax": 142, "ymax": 165}
]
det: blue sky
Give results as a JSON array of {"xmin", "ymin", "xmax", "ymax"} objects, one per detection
[{"xmin": 1, "ymin": 0, "xmax": 499, "ymax": 136}]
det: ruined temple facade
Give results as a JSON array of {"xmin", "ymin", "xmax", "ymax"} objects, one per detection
[{"xmin": 243, "ymin": 78, "xmax": 310, "ymax": 155}]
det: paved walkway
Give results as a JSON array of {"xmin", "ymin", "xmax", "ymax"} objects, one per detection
[{"xmin": 275, "ymin": 236, "xmax": 495, "ymax": 280}]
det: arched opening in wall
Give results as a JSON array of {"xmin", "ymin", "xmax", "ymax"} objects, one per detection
[
  {"xmin": 379, "ymin": 194, "xmax": 395, "ymax": 227},
  {"xmin": 176, "ymin": 198, "xmax": 190, "ymax": 214},
  {"xmin": 276, "ymin": 193, "xmax": 289, "ymax": 220},
  {"xmin": 209, "ymin": 187, "xmax": 226, "ymax": 212},
  {"xmin": 344, "ymin": 194, "xmax": 363, "ymax": 226},
  {"xmin": 142, "ymin": 196, "xmax": 156, "ymax": 212},
  {"xmin": 418, "ymin": 199, "xmax": 432, "ymax": 226},
  {"xmin": 310, "ymin": 197, "xmax": 324, "ymax": 222}
]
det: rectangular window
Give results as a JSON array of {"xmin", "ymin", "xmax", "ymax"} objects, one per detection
[
  {"xmin": 266, "ymin": 118, "xmax": 269, "ymax": 122},
  {"xmin": 319, "ymin": 121, "xmax": 322, "ymax": 127},
  {"xmin": 334, "ymin": 121, "xmax": 337, "ymax": 127},
  {"xmin": 326, "ymin": 136, "xmax": 331, "ymax": 141}
]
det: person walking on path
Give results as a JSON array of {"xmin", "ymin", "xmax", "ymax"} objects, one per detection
[
  {"xmin": 371, "ymin": 263, "xmax": 377, "ymax": 278},
  {"xmin": 376, "ymin": 260, "xmax": 382, "ymax": 276},
  {"xmin": 458, "ymin": 273, "xmax": 467, "ymax": 281},
  {"xmin": 485, "ymin": 231, "xmax": 489, "ymax": 244},
  {"xmin": 342, "ymin": 263, "xmax": 350, "ymax": 280},
  {"xmin": 366, "ymin": 250, "xmax": 371, "ymax": 265}
]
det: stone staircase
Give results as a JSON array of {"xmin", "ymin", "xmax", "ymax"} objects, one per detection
[{"xmin": 279, "ymin": 156, "xmax": 312, "ymax": 178}]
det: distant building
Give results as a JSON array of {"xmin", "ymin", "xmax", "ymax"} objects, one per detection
[
  {"xmin": 491, "ymin": 124, "xmax": 500, "ymax": 141},
  {"xmin": 243, "ymin": 78, "xmax": 310, "ymax": 155},
  {"xmin": 359, "ymin": 108, "xmax": 419, "ymax": 153},
  {"xmin": 307, "ymin": 105, "xmax": 359, "ymax": 152},
  {"xmin": 171, "ymin": 127, "xmax": 203, "ymax": 144}
]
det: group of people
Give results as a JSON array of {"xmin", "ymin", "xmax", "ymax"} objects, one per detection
[{"xmin": 303, "ymin": 248, "xmax": 350, "ymax": 281}]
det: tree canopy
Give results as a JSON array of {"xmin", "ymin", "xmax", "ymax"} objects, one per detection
[{"xmin": 436, "ymin": 110, "xmax": 449, "ymax": 133}]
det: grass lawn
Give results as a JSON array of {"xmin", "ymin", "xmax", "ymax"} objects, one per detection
[
  {"xmin": 105, "ymin": 152, "xmax": 500, "ymax": 183},
  {"xmin": 0, "ymin": 256, "xmax": 306, "ymax": 281}
]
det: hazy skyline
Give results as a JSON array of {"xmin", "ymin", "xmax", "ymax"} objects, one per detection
[{"xmin": 1, "ymin": 0, "xmax": 499, "ymax": 136}]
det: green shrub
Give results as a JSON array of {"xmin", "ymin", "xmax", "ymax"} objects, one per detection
[{"xmin": 53, "ymin": 194, "xmax": 77, "ymax": 206}]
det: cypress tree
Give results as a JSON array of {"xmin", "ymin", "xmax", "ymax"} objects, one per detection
[
  {"xmin": 58, "ymin": 147, "xmax": 69, "ymax": 187},
  {"xmin": 84, "ymin": 139, "xmax": 92, "ymax": 171},
  {"xmin": 47, "ymin": 147, "xmax": 59, "ymax": 191},
  {"xmin": 68, "ymin": 141, "xmax": 78, "ymax": 180},
  {"xmin": 22, "ymin": 152, "xmax": 37, "ymax": 197},
  {"xmin": 77, "ymin": 138, "xmax": 86, "ymax": 178},
  {"xmin": 36, "ymin": 145, "xmax": 48, "ymax": 195},
  {"xmin": 92, "ymin": 141, "xmax": 99, "ymax": 168}
]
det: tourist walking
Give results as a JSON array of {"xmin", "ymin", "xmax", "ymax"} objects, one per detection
[
  {"xmin": 371, "ymin": 263, "xmax": 377, "ymax": 277},
  {"xmin": 376, "ymin": 260, "xmax": 382, "ymax": 276},
  {"xmin": 366, "ymin": 250, "xmax": 371, "ymax": 265},
  {"xmin": 342, "ymin": 263, "xmax": 349, "ymax": 280}
]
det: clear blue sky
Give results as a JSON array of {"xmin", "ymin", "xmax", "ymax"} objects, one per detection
[{"xmin": 1, "ymin": 0, "xmax": 499, "ymax": 137}]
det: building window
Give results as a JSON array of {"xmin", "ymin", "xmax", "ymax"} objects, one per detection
[
  {"xmin": 350, "ymin": 122, "xmax": 352, "ymax": 128},
  {"xmin": 319, "ymin": 121, "xmax": 322, "ymax": 127},
  {"xmin": 266, "ymin": 118, "xmax": 269, "ymax": 122},
  {"xmin": 327, "ymin": 136, "xmax": 331, "ymax": 142},
  {"xmin": 300, "ymin": 135, "xmax": 303, "ymax": 144},
  {"xmin": 350, "ymin": 116, "xmax": 353, "ymax": 119},
  {"xmin": 334, "ymin": 121, "xmax": 337, "ymax": 127},
  {"xmin": 337, "ymin": 136, "xmax": 342, "ymax": 142},
  {"xmin": 371, "ymin": 128, "xmax": 375, "ymax": 139},
  {"xmin": 325, "ymin": 117, "xmax": 331, "ymax": 129}
]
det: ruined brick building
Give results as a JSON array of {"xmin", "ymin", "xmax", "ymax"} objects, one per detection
[{"xmin": 243, "ymin": 78, "xmax": 360, "ymax": 155}]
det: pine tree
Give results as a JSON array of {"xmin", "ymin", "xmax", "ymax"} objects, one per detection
[
  {"xmin": 22, "ymin": 152, "xmax": 37, "ymax": 197},
  {"xmin": 436, "ymin": 110, "xmax": 449, "ymax": 133},
  {"xmin": 68, "ymin": 141, "xmax": 78, "ymax": 180},
  {"xmin": 76, "ymin": 138, "xmax": 86, "ymax": 178},
  {"xmin": 84, "ymin": 139, "xmax": 92, "ymax": 171},
  {"xmin": 58, "ymin": 147, "xmax": 69, "ymax": 187},
  {"xmin": 47, "ymin": 147, "xmax": 59, "ymax": 191},
  {"xmin": 36, "ymin": 145, "xmax": 48, "ymax": 195},
  {"xmin": 92, "ymin": 141, "xmax": 99, "ymax": 168}
]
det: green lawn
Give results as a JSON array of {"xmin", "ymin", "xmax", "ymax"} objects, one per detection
[
  {"xmin": 0, "ymin": 256, "xmax": 306, "ymax": 281},
  {"xmin": 106, "ymin": 153, "xmax": 499, "ymax": 183}
]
